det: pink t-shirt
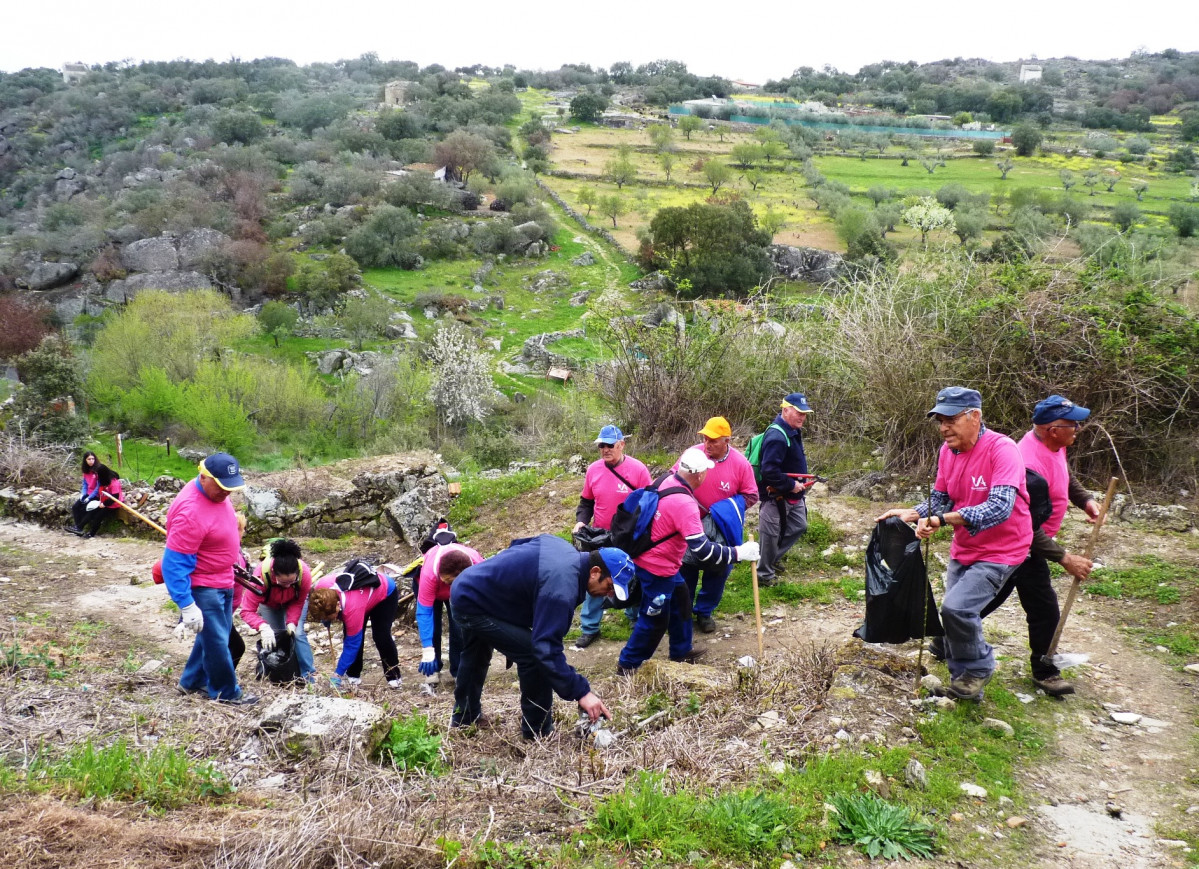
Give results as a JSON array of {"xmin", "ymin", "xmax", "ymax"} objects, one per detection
[
  {"xmin": 164, "ymin": 479, "xmax": 240, "ymax": 589},
  {"xmin": 1018, "ymin": 429, "xmax": 1070, "ymax": 539},
  {"xmin": 581, "ymin": 456, "xmax": 652, "ymax": 529},
  {"xmin": 417, "ymin": 543, "xmax": 484, "ymax": 606},
  {"xmin": 936, "ymin": 428, "xmax": 1032, "ymax": 566},
  {"xmin": 241, "ymin": 560, "xmax": 315, "ymax": 630},
  {"xmin": 314, "ymin": 573, "xmax": 396, "ymax": 637},
  {"xmin": 633, "ymin": 473, "xmax": 703, "ymax": 577},
  {"xmin": 674, "ymin": 444, "xmax": 759, "ymax": 512}
]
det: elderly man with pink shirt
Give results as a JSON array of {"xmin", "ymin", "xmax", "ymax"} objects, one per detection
[
  {"xmin": 617, "ymin": 448, "xmax": 760, "ymax": 675},
  {"xmin": 572, "ymin": 424, "xmax": 653, "ymax": 647},
  {"xmin": 675, "ymin": 417, "xmax": 759, "ymax": 634},
  {"xmin": 877, "ymin": 387, "xmax": 1033, "ymax": 701}
]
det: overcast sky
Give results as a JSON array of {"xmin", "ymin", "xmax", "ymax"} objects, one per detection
[{"xmin": 4, "ymin": 0, "xmax": 1196, "ymax": 83}]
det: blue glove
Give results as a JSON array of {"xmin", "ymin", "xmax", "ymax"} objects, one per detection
[
  {"xmin": 329, "ymin": 674, "xmax": 343, "ymax": 689},
  {"xmin": 418, "ymin": 647, "xmax": 438, "ymax": 677}
]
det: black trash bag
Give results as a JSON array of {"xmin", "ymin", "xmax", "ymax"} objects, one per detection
[
  {"xmin": 853, "ymin": 517, "xmax": 944, "ymax": 644},
  {"xmin": 572, "ymin": 525, "xmax": 612, "ymax": 552},
  {"xmin": 256, "ymin": 630, "xmax": 302, "ymax": 684}
]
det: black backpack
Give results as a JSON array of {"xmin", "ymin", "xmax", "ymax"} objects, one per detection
[
  {"xmin": 1025, "ymin": 469, "xmax": 1052, "ymax": 530},
  {"xmin": 334, "ymin": 559, "xmax": 381, "ymax": 592},
  {"xmin": 608, "ymin": 474, "xmax": 692, "ymax": 557}
]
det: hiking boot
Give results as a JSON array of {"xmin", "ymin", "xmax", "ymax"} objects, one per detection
[
  {"xmin": 346, "ymin": 676, "xmax": 362, "ymax": 688},
  {"xmin": 574, "ymin": 632, "xmax": 600, "ymax": 649},
  {"xmin": 757, "ymin": 574, "xmax": 778, "ymax": 588},
  {"xmin": 928, "ymin": 637, "xmax": 946, "ymax": 661},
  {"xmin": 175, "ymin": 684, "xmax": 204, "ymax": 696},
  {"xmin": 1033, "ymin": 675, "xmax": 1075, "ymax": 697},
  {"xmin": 945, "ymin": 672, "xmax": 992, "ymax": 701},
  {"xmin": 617, "ymin": 664, "xmax": 639, "ymax": 677},
  {"xmin": 696, "ymin": 615, "xmax": 717, "ymax": 634},
  {"xmin": 64, "ymin": 524, "xmax": 83, "ymax": 536},
  {"xmin": 387, "ymin": 678, "xmax": 403, "ymax": 689},
  {"xmin": 670, "ymin": 648, "xmax": 707, "ymax": 664},
  {"xmin": 218, "ymin": 693, "xmax": 260, "ymax": 707}
]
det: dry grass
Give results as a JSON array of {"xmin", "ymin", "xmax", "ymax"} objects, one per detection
[{"xmin": 0, "ymin": 431, "xmax": 75, "ymax": 491}]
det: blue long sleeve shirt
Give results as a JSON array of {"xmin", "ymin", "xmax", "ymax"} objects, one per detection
[
  {"xmin": 450, "ymin": 534, "xmax": 591, "ymax": 701},
  {"xmin": 758, "ymin": 414, "xmax": 808, "ymax": 500}
]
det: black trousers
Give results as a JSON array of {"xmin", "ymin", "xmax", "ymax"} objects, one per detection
[
  {"xmin": 980, "ymin": 554, "xmax": 1061, "ymax": 679},
  {"xmin": 452, "ymin": 610, "xmax": 555, "ymax": 739},
  {"xmin": 345, "ymin": 589, "xmax": 401, "ymax": 681}
]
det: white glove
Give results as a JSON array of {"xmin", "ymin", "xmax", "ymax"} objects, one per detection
[
  {"xmin": 421, "ymin": 647, "xmax": 437, "ymax": 664},
  {"xmin": 259, "ymin": 624, "xmax": 276, "ymax": 651},
  {"xmin": 85, "ymin": 499, "xmax": 103, "ymax": 511},
  {"xmin": 286, "ymin": 623, "xmax": 297, "ymax": 636},
  {"xmin": 179, "ymin": 603, "xmax": 204, "ymax": 635},
  {"xmin": 735, "ymin": 541, "xmax": 761, "ymax": 563}
]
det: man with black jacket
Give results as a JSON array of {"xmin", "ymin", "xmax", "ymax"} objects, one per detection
[
  {"xmin": 571, "ymin": 424, "xmax": 652, "ymax": 647},
  {"xmin": 450, "ymin": 536, "xmax": 633, "ymax": 739},
  {"xmin": 757, "ymin": 393, "xmax": 815, "ymax": 586}
]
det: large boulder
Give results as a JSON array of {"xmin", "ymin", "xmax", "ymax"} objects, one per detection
[
  {"xmin": 178, "ymin": 228, "xmax": 230, "ymax": 269},
  {"xmin": 121, "ymin": 236, "xmax": 179, "ymax": 272},
  {"xmin": 383, "ymin": 475, "xmax": 451, "ymax": 547},
  {"xmin": 243, "ymin": 486, "xmax": 284, "ymax": 520},
  {"xmin": 768, "ymin": 245, "xmax": 845, "ymax": 285},
  {"xmin": 256, "ymin": 695, "xmax": 389, "ymax": 756},
  {"xmin": 19, "ymin": 260, "xmax": 79, "ymax": 291},
  {"xmin": 104, "ymin": 270, "xmax": 212, "ymax": 302}
]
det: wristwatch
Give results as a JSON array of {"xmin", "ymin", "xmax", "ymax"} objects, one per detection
[{"xmin": 934, "ymin": 513, "xmax": 947, "ymax": 529}]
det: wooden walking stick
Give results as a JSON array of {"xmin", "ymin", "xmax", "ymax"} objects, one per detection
[
  {"xmin": 99, "ymin": 489, "xmax": 167, "ymax": 535},
  {"xmin": 915, "ymin": 477, "xmax": 935, "ymax": 695},
  {"xmin": 1042, "ymin": 476, "xmax": 1119, "ymax": 665},
  {"xmin": 748, "ymin": 532, "xmax": 764, "ymax": 660}
]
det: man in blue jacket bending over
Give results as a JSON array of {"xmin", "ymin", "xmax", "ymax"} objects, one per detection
[{"xmin": 450, "ymin": 535, "xmax": 634, "ymax": 739}]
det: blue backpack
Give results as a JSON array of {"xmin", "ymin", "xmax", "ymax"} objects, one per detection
[{"xmin": 607, "ymin": 475, "xmax": 691, "ymax": 557}]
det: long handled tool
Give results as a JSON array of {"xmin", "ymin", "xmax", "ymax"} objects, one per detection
[
  {"xmin": 1042, "ymin": 476, "xmax": 1119, "ymax": 665},
  {"xmin": 748, "ymin": 532, "xmax": 764, "ymax": 660},
  {"xmin": 915, "ymin": 478, "xmax": 934, "ymax": 695},
  {"xmin": 99, "ymin": 489, "xmax": 167, "ymax": 535}
]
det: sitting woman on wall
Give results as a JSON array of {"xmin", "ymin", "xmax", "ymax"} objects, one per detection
[
  {"xmin": 308, "ymin": 561, "xmax": 402, "ymax": 690},
  {"xmin": 75, "ymin": 464, "xmax": 123, "ymax": 538},
  {"xmin": 239, "ymin": 538, "xmax": 316, "ymax": 682},
  {"xmin": 67, "ymin": 451, "xmax": 99, "ymax": 535}
]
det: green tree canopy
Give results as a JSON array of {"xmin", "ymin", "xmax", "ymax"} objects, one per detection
[{"xmin": 648, "ymin": 199, "xmax": 772, "ymax": 297}]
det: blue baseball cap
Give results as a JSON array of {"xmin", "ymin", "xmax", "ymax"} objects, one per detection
[
  {"xmin": 1033, "ymin": 395, "xmax": 1091, "ymax": 425},
  {"xmin": 595, "ymin": 424, "xmax": 625, "ymax": 445},
  {"xmin": 200, "ymin": 452, "xmax": 245, "ymax": 491},
  {"xmin": 598, "ymin": 547, "xmax": 635, "ymax": 601},
  {"xmin": 782, "ymin": 392, "xmax": 813, "ymax": 412},
  {"xmin": 928, "ymin": 386, "xmax": 982, "ymax": 418}
]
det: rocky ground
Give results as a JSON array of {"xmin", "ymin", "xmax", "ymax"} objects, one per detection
[{"xmin": 1, "ymin": 473, "xmax": 1198, "ymax": 867}]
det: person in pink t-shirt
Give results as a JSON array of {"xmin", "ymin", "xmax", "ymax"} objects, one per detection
[
  {"xmin": 674, "ymin": 416, "xmax": 759, "ymax": 633},
  {"xmin": 974, "ymin": 395, "xmax": 1101, "ymax": 697},
  {"xmin": 414, "ymin": 540, "xmax": 484, "ymax": 684},
  {"xmin": 877, "ymin": 387, "xmax": 1032, "ymax": 702},
  {"xmin": 571, "ymin": 424, "xmax": 652, "ymax": 647},
  {"xmin": 617, "ymin": 448, "xmax": 760, "ymax": 674}
]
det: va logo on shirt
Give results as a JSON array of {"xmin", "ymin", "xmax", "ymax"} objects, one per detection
[
  {"xmin": 971, "ymin": 474, "xmax": 987, "ymax": 490},
  {"xmin": 719, "ymin": 481, "xmax": 730, "ymax": 492},
  {"xmin": 617, "ymin": 483, "xmax": 629, "ymax": 493}
]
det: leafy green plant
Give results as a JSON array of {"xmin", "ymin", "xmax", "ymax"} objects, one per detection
[
  {"xmin": 830, "ymin": 792, "xmax": 937, "ymax": 860},
  {"xmin": 374, "ymin": 714, "xmax": 442, "ymax": 773},
  {"xmin": 1, "ymin": 639, "xmax": 54, "ymax": 675},
  {"xmin": 700, "ymin": 790, "xmax": 794, "ymax": 856},
  {"xmin": 590, "ymin": 772, "xmax": 699, "ymax": 857}
]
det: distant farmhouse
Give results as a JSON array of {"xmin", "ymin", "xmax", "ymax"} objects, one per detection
[
  {"xmin": 1019, "ymin": 64, "xmax": 1043, "ymax": 84},
  {"xmin": 730, "ymin": 80, "xmax": 761, "ymax": 91},
  {"xmin": 383, "ymin": 81, "xmax": 411, "ymax": 107},
  {"xmin": 62, "ymin": 62, "xmax": 89, "ymax": 85}
]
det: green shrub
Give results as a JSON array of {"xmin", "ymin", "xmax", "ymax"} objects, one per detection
[
  {"xmin": 830, "ymin": 792, "xmax": 937, "ymax": 860},
  {"xmin": 374, "ymin": 714, "xmax": 442, "ymax": 773}
]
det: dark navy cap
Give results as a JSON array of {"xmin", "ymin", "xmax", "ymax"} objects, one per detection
[
  {"xmin": 781, "ymin": 393, "xmax": 813, "ymax": 413},
  {"xmin": 1033, "ymin": 395, "xmax": 1091, "ymax": 425},
  {"xmin": 200, "ymin": 452, "xmax": 245, "ymax": 490},
  {"xmin": 927, "ymin": 386, "xmax": 982, "ymax": 417}
]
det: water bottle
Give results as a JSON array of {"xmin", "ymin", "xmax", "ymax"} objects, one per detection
[{"xmin": 646, "ymin": 593, "xmax": 667, "ymax": 617}]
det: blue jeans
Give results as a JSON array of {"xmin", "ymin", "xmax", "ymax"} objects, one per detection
[
  {"xmin": 681, "ymin": 561, "xmax": 734, "ymax": 618},
  {"xmin": 256, "ymin": 599, "xmax": 315, "ymax": 678},
  {"xmin": 617, "ymin": 567, "xmax": 693, "ymax": 670},
  {"xmin": 942, "ymin": 559, "xmax": 1018, "ymax": 680},
  {"xmin": 578, "ymin": 592, "xmax": 606, "ymax": 636},
  {"xmin": 453, "ymin": 610, "xmax": 555, "ymax": 739},
  {"xmin": 179, "ymin": 586, "xmax": 241, "ymax": 701}
]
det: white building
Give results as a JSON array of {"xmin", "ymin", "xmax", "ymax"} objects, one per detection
[{"xmin": 1019, "ymin": 64, "xmax": 1043, "ymax": 84}]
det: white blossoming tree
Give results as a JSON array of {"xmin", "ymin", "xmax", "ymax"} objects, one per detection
[
  {"xmin": 427, "ymin": 322, "xmax": 493, "ymax": 427},
  {"xmin": 902, "ymin": 197, "xmax": 956, "ymax": 246}
]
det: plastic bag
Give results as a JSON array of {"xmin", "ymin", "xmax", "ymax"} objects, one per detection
[{"xmin": 853, "ymin": 517, "xmax": 944, "ymax": 644}]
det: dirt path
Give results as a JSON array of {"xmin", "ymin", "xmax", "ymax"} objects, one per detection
[{"xmin": 2, "ymin": 490, "xmax": 1198, "ymax": 867}]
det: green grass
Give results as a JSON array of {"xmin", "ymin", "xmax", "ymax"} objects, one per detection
[
  {"xmin": 448, "ymin": 467, "xmax": 561, "ymax": 538},
  {"xmin": 6, "ymin": 738, "xmax": 232, "ymax": 811},
  {"xmin": 1085, "ymin": 554, "xmax": 1199, "ymax": 605},
  {"xmin": 84, "ymin": 434, "xmax": 199, "ymax": 482},
  {"xmin": 374, "ymin": 714, "xmax": 443, "ymax": 773}
]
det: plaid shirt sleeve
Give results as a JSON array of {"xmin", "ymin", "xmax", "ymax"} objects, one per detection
[
  {"xmin": 914, "ymin": 490, "xmax": 953, "ymax": 518},
  {"xmin": 956, "ymin": 484, "xmax": 1018, "ymax": 535}
]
